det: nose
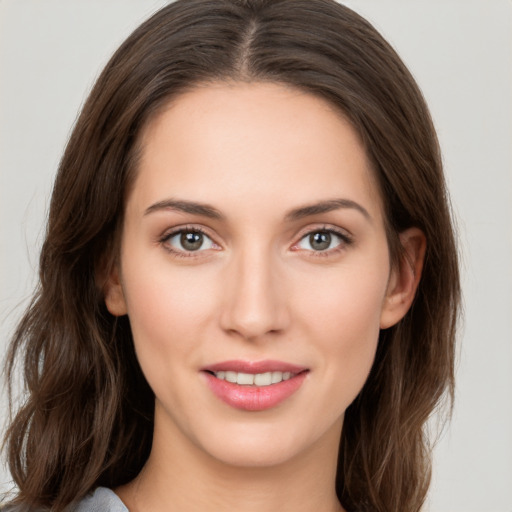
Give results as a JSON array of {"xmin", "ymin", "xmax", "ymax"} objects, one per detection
[{"xmin": 219, "ymin": 246, "xmax": 289, "ymax": 341}]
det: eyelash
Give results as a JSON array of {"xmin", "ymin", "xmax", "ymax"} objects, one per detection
[
  {"xmin": 292, "ymin": 226, "xmax": 354, "ymax": 257},
  {"xmin": 159, "ymin": 226, "xmax": 218, "ymax": 259},
  {"xmin": 158, "ymin": 225, "xmax": 353, "ymax": 259}
]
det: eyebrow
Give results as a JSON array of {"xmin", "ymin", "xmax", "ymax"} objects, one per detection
[
  {"xmin": 285, "ymin": 199, "xmax": 372, "ymax": 222},
  {"xmin": 144, "ymin": 199, "xmax": 224, "ymax": 219},
  {"xmin": 144, "ymin": 197, "xmax": 371, "ymax": 223}
]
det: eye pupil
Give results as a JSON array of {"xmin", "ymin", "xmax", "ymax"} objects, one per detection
[
  {"xmin": 309, "ymin": 231, "xmax": 331, "ymax": 251},
  {"xmin": 180, "ymin": 231, "xmax": 203, "ymax": 251}
]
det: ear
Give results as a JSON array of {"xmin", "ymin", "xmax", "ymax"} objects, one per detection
[
  {"xmin": 104, "ymin": 264, "xmax": 128, "ymax": 316},
  {"xmin": 380, "ymin": 227, "xmax": 426, "ymax": 329}
]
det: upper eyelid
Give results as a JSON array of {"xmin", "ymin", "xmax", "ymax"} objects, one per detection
[
  {"xmin": 294, "ymin": 223, "xmax": 353, "ymax": 241},
  {"xmin": 157, "ymin": 223, "xmax": 353, "ymax": 250},
  {"xmin": 159, "ymin": 226, "xmax": 220, "ymax": 257},
  {"xmin": 291, "ymin": 225, "xmax": 354, "ymax": 253},
  {"xmin": 160, "ymin": 224, "xmax": 215, "ymax": 240},
  {"xmin": 159, "ymin": 225, "xmax": 219, "ymax": 250}
]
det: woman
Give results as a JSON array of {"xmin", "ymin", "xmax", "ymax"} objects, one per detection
[{"xmin": 2, "ymin": 1, "xmax": 460, "ymax": 511}]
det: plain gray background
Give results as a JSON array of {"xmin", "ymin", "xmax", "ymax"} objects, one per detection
[{"xmin": 1, "ymin": 1, "xmax": 511, "ymax": 511}]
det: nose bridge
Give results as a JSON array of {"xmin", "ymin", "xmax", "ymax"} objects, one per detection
[{"xmin": 220, "ymin": 240, "xmax": 288, "ymax": 340}]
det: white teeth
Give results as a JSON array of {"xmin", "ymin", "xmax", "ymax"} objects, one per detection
[
  {"xmin": 225, "ymin": 371, "xmax": 237, "ymax": 383},
  {"xmin": 254, "ymin": 372, "xmax": 272, "ymax": 386},
  {"xmin": 213, "ymin": 370, "xmax": 296, "ymax": 386},
  {"xmin": 237, "ymin": 373, "xmax": 254, "ymax": 385},
  {"xmin": 271, "ymin": 371, "xmax": 282, "ymax": 384}
]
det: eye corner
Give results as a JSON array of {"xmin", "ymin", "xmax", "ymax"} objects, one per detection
[
  {"xmin": 159, "ymin": 225, "xmax": 222, "ymax": 258},
  {"xmin": 292, "ymin": 225, "xmax": 354, "ymax": 256}
]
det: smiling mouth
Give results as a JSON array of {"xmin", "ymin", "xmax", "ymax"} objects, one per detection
[
  {"xmin": 202, "ymin": 361, "xmax": 309, "ymax": 411},
  {"xmin": 207, "ymin": 370, "xmax": 297, "ymax": 387}
]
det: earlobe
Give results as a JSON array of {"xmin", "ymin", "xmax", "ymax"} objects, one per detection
[
  {"xmin": 380, "ymin": 227, "xmax": 426, "ymax": 329},
  {"xmin": 104, "ymin": 265, "xmax": 128, "ymax": 317}
]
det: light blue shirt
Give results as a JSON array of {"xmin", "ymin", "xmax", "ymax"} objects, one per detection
[
  {"xmin": 1, "ymin": 488, "xmax": 127, "ymax": 512},
  {"xmin": 75, "ymin": 487, "xmax": 128, "ymax": 512}
]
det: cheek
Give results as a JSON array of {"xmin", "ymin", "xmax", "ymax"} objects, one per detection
[
  {"xmin": 119, "ymin": 254, "xmax": 219, "ymax": 377},
  {"xmin": 293, "ymin": 262, "xmax": 388, "ymax": 401},
  {"xmin": 296, "ymin": 260, "xmax": 387, "ymax": 338}
]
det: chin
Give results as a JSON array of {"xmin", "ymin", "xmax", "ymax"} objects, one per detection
[
  {"xmin": 203, "ymin": 440, "xmax": 305, "ymax": 469},
  {"xmin": 191, "ymin": 413, "xmax": 344, "ymax": 470}
]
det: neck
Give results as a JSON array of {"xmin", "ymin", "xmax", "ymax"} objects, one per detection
[{"xmin": 116, "ymin": 405, "xmax": 345, "ymax": 512}]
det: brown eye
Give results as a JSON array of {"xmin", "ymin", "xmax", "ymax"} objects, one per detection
[
  {"xmin": 180, "ymin": 231, "xmax": 204, "ymax": 251},
  {"xmin": 165, "ymin": 230, "xmax": 215, "ymax": 253},
  {"xmin": 308, "ymin": 231, "xmax": 332, "ymax": 251},
  {"xmin": 295, "ymin": 229, "xmax": 351, "ymax": 253}
]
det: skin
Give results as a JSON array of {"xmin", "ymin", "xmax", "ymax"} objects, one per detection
[{"xmin": 105, "ymin": 82, "xmax": 425, "ymax": 512}]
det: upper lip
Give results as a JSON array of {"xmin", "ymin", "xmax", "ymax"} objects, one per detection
[{"xmin": 201, "ymin": 360, "xmax": 308, "ymax": 374}]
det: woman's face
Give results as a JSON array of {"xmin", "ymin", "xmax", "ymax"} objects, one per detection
[{"xmin": 106, "ymin": 82, "xmax": 407, "ymax": 468}]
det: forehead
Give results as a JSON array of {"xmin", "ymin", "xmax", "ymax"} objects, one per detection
[{"xmin": 131, "ymin": 81, "xmax": 384, "ymax": 223}]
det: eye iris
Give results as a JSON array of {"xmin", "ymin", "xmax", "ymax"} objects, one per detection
[
  {"xmin": 180, "ymin": 231, "xmax": 203, "ymax": 251},
  {"xmin": 309, "ymin": 231, "xmax": 331, "ymax": 251}
]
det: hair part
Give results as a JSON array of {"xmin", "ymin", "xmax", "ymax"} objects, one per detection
[{"xmin": 3, "ymin": 1, "xmax": 460, "ymax": 511}]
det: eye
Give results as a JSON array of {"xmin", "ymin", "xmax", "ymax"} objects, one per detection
[
  {"xmin": 163, "ymin": 229, "xmax": 216, "ymax": 253},
  {"xmin": 295, "ymin": 229, "xmax": 350, "ymax": 252}
]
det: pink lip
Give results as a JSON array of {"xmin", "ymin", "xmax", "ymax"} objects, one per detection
[
  {"xmin": 202, "ymin": 359, "xmax": 307, "ymax": 374},
  {"xmin": 201, "ymin": 360, "xmax": 309, "ymax": 412}
]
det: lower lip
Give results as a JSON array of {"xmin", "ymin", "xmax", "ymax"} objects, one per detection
[{"xmin": 203, "ymin": 371, "xmax": 308, "ymax": 411}]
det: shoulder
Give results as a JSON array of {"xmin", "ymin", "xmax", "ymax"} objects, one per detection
[
  {"xmin": 75, "ymin": 487, "xmax": 128, "ymax": 512},
  {"xmin": 1, "ymin": 488, "xmax": 128, "ymax": 512}
]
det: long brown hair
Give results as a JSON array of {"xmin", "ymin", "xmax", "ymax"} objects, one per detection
[{"xmin": 2, "ymin": 1, "xmax": 460, "ymax": 511}]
